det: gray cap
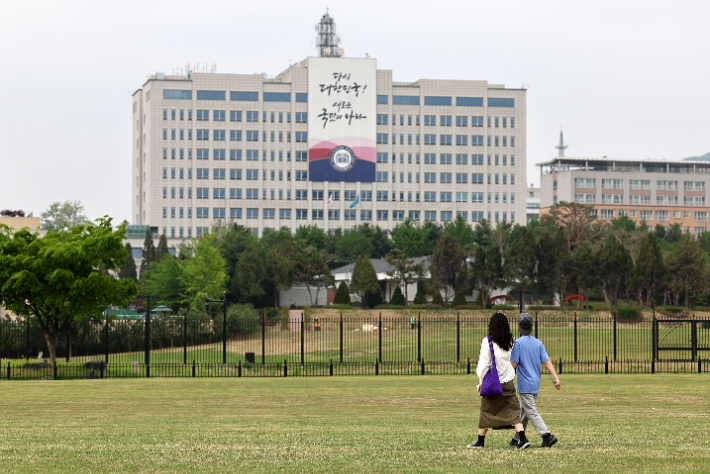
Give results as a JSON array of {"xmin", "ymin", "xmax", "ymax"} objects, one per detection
[{"xmin": 518, "ymin": 313, "xmax": 533, "ymax": 335}]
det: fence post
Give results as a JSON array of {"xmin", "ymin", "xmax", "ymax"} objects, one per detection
[
  {"xmin": 105, "ymin": 319, "xmax": 109, "ymax": 365},
  {"xmin": 100, "ymin": 363, "xmax": 104, "ymax": 379},
  {"xmin": 261, "ymin": 315, "xmax": 266, "ymax": 365},
  {"xmin": 613, "ymin": 313, "xmax": 617, "ymax": 362},
  {"xmin": 145, "ymin": 296, "xmax": 151, "ymax": 367},
  {"xmin": 53, "ymin": 362, "xmax": 57, "ymax": 381},
  {"xmin": 456, "ymin": 313, "xmax": 460, "ymax": 362},
  {"xmin": 691, "ymin": 320, "xmax": 697, "ymax": 362},
  {"xmin": 222, "ymin": 304, "xmax": 227, "ymax": 365},
  {"xmin": 330, "ymin": 358, "xmax": 333, "ymax": 376},
  {"xmin": 378, "ymin": 313, "xmax": 382, "ymax": 363},
  {"xmin": 284, "ymin": 359, "xmax": 288, "ymax": 377},
  {"xmin": 192, "ymin": 360, "xmax": 196, "ymax": 378},
  {"xmin": 183, "ymin": 316, "xmax": 187, "ymax": 365},
  {"xmin": 339, "ymin": 314, "xmax": 343, "ymax": 364},
  {"xmin": 535, "ymin": 312, "xmax": 538, "ymax": 339},
  {"xmin": 66, "ymin": 326, "xmax": 70, "ymax": 363},
  {"xmin": 421, "ymin": 359, "xmax": 425, "ymax": 375},
  {"xmin": 467, "ymin": 357, "xmax": 471, "ymax": 375},
  {"xmin": 375, "ymin": 359, "xmax": 379, "ymax": 376},
  {"xmin": 26, "ymin": 316, "xmax": 30, "ymax": 359},
  {"xmin": 558, "ymin": 358, "xmax": 562, "ymax": 375},
  {"xmin": 605, "ymin": 356, "xmax": 608, "ymax": 374},
  {"xmin": 417, "ymin": 313, "xmax": 421, "ymax": 362},
  {"xmin": 698, "ymin": 358, "xmax": 701, "ymax": 374},
  {"xmin": 300, "ymin": 315, "xmax": 305, "ymax": 366},
  {"xmin": 7, "ymin": 362, "xmax": 10, "ymax": 380},
  {"xmin": 651, "ymin": 315, "xmax": 656, "ymax": 362},
  {"xmin": 574, "ymin": 315, "xmax": 578, "ymax": 362},
  {"xmin": 238, "ymin": 359, "xmax": 241, "ymax": 377}
]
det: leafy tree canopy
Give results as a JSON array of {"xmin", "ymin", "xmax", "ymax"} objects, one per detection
[{"xmin": 40, "ymin": 200, "xmax": 88, "ymax": 231}]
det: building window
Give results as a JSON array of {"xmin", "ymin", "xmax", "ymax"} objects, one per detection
[
  {"xmin": 630, "ymin": 179, "xmax": 651, "ymax": 190},
  {"xmin": 344, "ymin": 210, "xmax": 356, "ymax": 221},
  {"xmin": 376, "ymin": 210, "xmax": 388, "ymax": 221},
  {"xmin": 246, "ymin": 208, "xmax": 258, "ymax": 219},
  {"xmin": 213, "ymin": 188, "xmax": 225, "ymax": 199},
  {"xmin": 574, "ymin": 178, "xmax": 596, "ymax": 188},
  {"xmin": 360, "ymin": 210, "xmax": 372, "ymax": 221},
  {"xmin": 600, "ymin": 209, "xmax": 615, "ymax": 220},
  {"xmin": 328, "ymin": 210, "xmax": 340, "ymax": 220},
  {"xmin": 440, "ymin": 135, "xmax": 452, "ymax": 146},
  {"xmin": 440, "ymin": 192, "xmax": 452, "ymax": 203},
  {"xmin": 424, "ymin": 211, "xmax": 436, "ymax": 222},
  {"xmin": 684, "ymin": 181, "xmax": 705, "ymax": 191},
  {"xmin": 440, "ymin": 173, "xmax": 452, "ymax": 184},
  {"xmin": 376, "ymin": 133, "xmax": 388, "ymax": 144}
]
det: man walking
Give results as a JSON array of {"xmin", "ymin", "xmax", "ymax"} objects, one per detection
[{"xmin": 510, "ymin": 313, "xmax": 561, "ymax": 448}]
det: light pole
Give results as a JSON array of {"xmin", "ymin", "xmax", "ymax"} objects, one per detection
[{"xmin": 206, "ymin": 291, "xmax": 228, "ymax": 364}]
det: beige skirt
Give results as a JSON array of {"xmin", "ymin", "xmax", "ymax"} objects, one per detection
[{"xmin": 478, "ymin": 380, "xmax": 522, "ymax": 429}]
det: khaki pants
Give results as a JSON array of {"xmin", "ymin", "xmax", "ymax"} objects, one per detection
[{"xmin": 512, "ymin": 393, "xmax": 549, "ymax": 439}]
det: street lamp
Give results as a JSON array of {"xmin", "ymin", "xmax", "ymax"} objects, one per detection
[{"xmin": 206, "ymin": 291, "xmax": 228, "ymax": 364}]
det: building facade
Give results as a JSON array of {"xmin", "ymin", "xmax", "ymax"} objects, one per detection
[
  {"xmin": 539, "ymin": 157, "xmax": 710, "ymax": 233},
  {"xmin": 526, "ymin": 185, "xmax": 540, "ymax": 222},
  {"xmin": 132, "ymin": 57, "xmax": 527, "ymax": 240}
]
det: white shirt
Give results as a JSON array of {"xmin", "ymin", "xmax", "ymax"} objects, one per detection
[{"xmin": 476, "ymin": 336, "xmax": 516, "ymax": 385}]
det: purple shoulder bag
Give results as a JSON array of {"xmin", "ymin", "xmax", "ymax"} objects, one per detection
[{"xmin": 480, "ymin": 336, "xmax": 503, "ymax": 397}]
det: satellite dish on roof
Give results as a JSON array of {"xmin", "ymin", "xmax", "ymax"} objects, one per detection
[
  {"xmin": 325, "ymin": 47, "xmax": 331, "ymax": 54},
  {"xmin": 337, "ymin": 47, "xmax": 344, "ymax": 56}
]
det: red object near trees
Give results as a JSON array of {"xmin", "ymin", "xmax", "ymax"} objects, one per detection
[
  {"xmin": 563, "ymin": 295, "xmax": 585, "ymax": 302},
  {"xmin": 489, "ymin": 295, "xmax": 513, "ymax": 303}
]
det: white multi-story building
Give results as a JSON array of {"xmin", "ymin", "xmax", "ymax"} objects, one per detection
[{"xmin": 131, "ymin": 17, "xmax": 526, "ymax": 241}]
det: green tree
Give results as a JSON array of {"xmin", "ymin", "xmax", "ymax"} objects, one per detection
[
  {"xmin": 350, "ymin": 256, "xmax": 381, "ymax": 309},
  {"xmin": 139, "ymin": 228, "xmax": 157, "ymax": 278},
  {"xmin": 260, "ymin": 229, "xmax": 297, "ymax": 308},
  {"xmin": 293, "ymin": 246, "xmax": 334, "ymax": 308},
  {"xmin": 667, "ymin": 234, "xmax": 708, "ymax": 309},
  {"xmin": 469, "ymin": 243, "xmax": 505, "ymax": 309},
  {"xmin": 40, "ymin": 200, "xmax": 88, "ymax": 231},
  {"xmin": 429, "ymin": 234, "xmax": 468, "ymax": 307},
  {"xmin": 335, "ymin": 231, "xmax": 373, "ymax": 263},
  {"xmin": 630, "ymin": 233, "xmax": 666, "ymax": 309},
  {"xmin": 542, "ymin": 201, "xmax": 607, "ymax": 249},
  {"xmin": 142, "ymin": 254, "xmax": 185, "ymax": 311},
  {"xmin": 333, "ymin": 281, "xmax": 351, "ymax": 305},
  {"xmin": 390, "ymin": 286, "xmax": 406, "ymax": 306},
  {"xmin": 506, "ymin": 226, "xmax": 538, "ymax": 301},
  {"xmin": 216, "ymin": 224, "xmax": 257, "ymax": 303},
  {"xmin": 156, "ymin": 235, "xmax": 171, "ymax": 261},
  {"xmin": 597, "ymin": 235, "xmax": 633, "ymax": 307},
  {"xmin": 571, "ymin": 243, "xmax": 598, "ymax": 310},
  {"xmin": 453, "ymin": 291, "xmax": 467, "ymax": 307},
  {"xmin": 384, "ymin": 249, "xmax": 426, "ymax": 308},
  {"xmin": 295, "ymin": 225, "xmax": 327, "ymax": 250},
  {"xmin": 413, "ymin": 281, "xmax": 427, "ymax": 305},
  {"xmin": 391, "ymin": 220, "xmax": 442, "ymax": 257},
  {"xmin": 180, "ymin": 232, "xmax": 228, "ymax": 312},
  {"xmin": 0, "ymin": 218, "xmax": 137, "ymax": 365},
  {"xmin": 665, "ymin": 223, "xmax": 682, "ymax": 244},
  {"xmin": 351, "ymin": 224, "xmax": 393, "ymax": 258},
  {"xmin": 231, "ymin": 241, "xmax": 265, "ymax": 306},
  {"xmin": 118, "ymin": 243, "xmax": 138, "ymax": 282},
  {"xmin": 445, "ymin": 215, "xmax": 475, "ymax": 254}
]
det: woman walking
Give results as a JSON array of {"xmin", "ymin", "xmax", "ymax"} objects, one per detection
[{"xmin": 468, "ymin": 311, "xmax": 530, "ymax": 449}]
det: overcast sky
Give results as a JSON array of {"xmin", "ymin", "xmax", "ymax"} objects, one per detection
[{"xmin": 1, "ymin": 0, "xmax": 708, "ymax": 224}]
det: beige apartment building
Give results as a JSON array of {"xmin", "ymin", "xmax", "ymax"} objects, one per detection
[
  {"xmin": 539, "ymin": 157, "xmax": 710, "ymax": 233},
  {"xmin": 132, "ymin": 55, "xmax": 526, "ymax": 241}
]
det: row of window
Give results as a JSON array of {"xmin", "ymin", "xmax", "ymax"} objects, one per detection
[
  {"xmin": 574, "ymin": 178, "xmax": 706, "ymax": 191},
  {"xmin": 161, "ymin": 168, "xmax": 514, "ymax": 185},
  {"xmin": 575, "ymin": 194, "xmax": 706, "ymax": 206},
  {"xmin": 597, "ymin": 209, "xmax": 708, "ymax": 222},
  {"xmin": 163, "ymin": 90, "xmax": 307, "ymax": 102},
  {"xmin": 162, "ymin": 149, "xmax": 514, "ymax": 167},
  {"xmin": 376, "ymin": 115, "xmax": 513, "ymax": 128},
  {"xmin": 161, "ymin": 207, "xmax": 514, "ymax": 224},
  {"xmin": 162, "ymin": 109, "xmax": 308, "ymax": 123},
  {"xmin": 377, "ymin": 96, "xmax": 515, "ymax": 108},
  {"xmin": 160, "ymin": 187, "xmax": 514, "ymax": 204},
  {"xmin": 162, "ymin": 90, "xmax": 515, "ymax": 108},
  {"xmin": 376, "ymin": 133, "xmax": 514, "ymax": 147},
  {"xmin": 162, "ymin": 129, "xmax": 307, "ymax": 143}
]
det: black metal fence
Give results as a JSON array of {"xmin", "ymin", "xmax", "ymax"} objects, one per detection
[{"xmin": 1, "ymin": 314, "xmax": 709, "ymax": 380}]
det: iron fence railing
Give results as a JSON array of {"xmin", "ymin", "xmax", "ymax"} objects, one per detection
[{"xmin": 1, "ymin": 313, "xmax": 709, "ymax": 379}]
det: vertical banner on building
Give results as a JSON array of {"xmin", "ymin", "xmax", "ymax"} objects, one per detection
[{"xmin": 308, "ymin": 57, "xmax": 376, "ymax": 182}]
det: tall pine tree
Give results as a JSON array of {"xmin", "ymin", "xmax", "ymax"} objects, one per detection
[
  {"xmin": 119, "ymin": 243, "xmax": 138, "ymax": 282},
  {"xmin": 139, "ymin": 228, "xmax": 157, "ymax": 278},
  {"xmin": 630, "ymin": 233, "xmax": 666, "ymax": 309},
  {"xmin": 156, "ymin": 234, "xmax": 171, "ymax": 261},
  {"xmin": 350, "ymin": 256, "xmax": 381, "ymax": 308}
]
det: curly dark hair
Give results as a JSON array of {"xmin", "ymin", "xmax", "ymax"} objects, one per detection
[{"xmin": 488, "ymin": 311, "xmax": 514, "ymax": 351}]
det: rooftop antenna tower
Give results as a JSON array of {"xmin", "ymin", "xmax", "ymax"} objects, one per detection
[
  {"xmin": 315, "ymin": 9, "xmax": 343, "ymax": 57},
  {"xmin": 555, "ymin": 128, "xmax": 568, "ymax": 158}
]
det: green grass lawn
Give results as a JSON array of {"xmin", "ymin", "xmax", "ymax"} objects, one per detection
[{"xmin": 1, "ymin": 375, "xmax": 709, "ymax": 473}]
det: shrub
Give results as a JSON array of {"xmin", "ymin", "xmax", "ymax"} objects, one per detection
[
  {"xmin": 617, "ymin": 307, "xmax": 640, "ymax": 321},
  {"xmin": 390, "ymin": 287, "xmax": 406, "ymax": 306},
  {"xmin": 333, "ymin": 281, "xmax": 351, "ymax": 305},
  {"xmin": 327, "ymin": 304, "xmax": 353, "ymax": 310},
  {"xmin": 432, "ymin": 292, "xmax": 444, "ymax": 307},
  {"xmin": 409, "ymin": 304, "xmax": 442, "ymax": 310},
  {"xmin": 453, "ymin": 305, "xmax": 483, "ymax": 310},
  {"xmin": 413, "ymin": 282, "xmax": 427, "ymax": 305},
  {"xmin": 490, "ymin": 304, "xmax": 516, "ymax": 311},
  {"xmin": 453, "ymin": 291, "xmax": 467, "ymax": 307},
  {"xmin": 526, "ymin": 305, "xmax": 560, "ymax": 311}
]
